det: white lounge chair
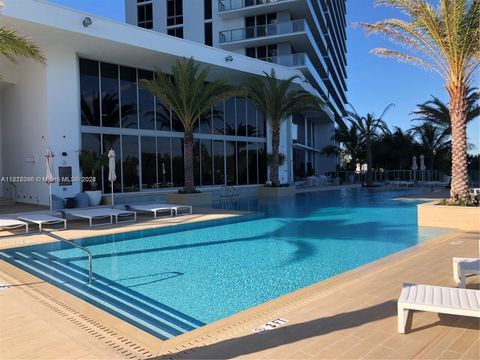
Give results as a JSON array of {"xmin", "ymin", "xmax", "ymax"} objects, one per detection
[
  {"xmin": 128, "ymin": 203, "xmax": 192, "ymax": 218},
  {"xmin": 453, "ymin": 257, "xmax": 480, "ymax": 288},
  {"xmin": 397, "ymin": 283, "xmax": 480, "ymax": 333},
  {"xmin": 18, "ymin": 213, "xmax": 66, "ymax": 232},
  {"xmin": 0, "ymin": 218, "xmax": 29, "ymax": 234},
  {"xmin": 64, "ymin": 208, "xmax": 136, "ymax": 227}
]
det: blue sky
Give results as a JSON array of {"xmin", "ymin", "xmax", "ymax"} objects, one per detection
[{"xmin": 48, "ymin": 0, "xmax": 479, "ymax": 151}]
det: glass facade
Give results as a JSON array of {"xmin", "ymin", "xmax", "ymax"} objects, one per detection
[
  {"xmin": 292, "ymin": 114, "xmax": 318, "ymax": 181},
  {"xmin": 79, "ymin": 58, "xmax": 267, "ymax": 193}
]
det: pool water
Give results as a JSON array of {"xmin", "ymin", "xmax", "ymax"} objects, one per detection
[{"xmin": 2, "ymin": 188, "xmax": 448, "ymax": 338}]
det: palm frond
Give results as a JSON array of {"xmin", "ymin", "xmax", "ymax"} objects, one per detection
[{"xmin": 0, "ymin": 26, "xmax": 46, "ymax": 65}]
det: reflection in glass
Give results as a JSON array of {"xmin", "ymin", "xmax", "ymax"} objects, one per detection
[
  {"xmin": 257, "ymin": 114, "xmax": 266, "ymax": 138},
  {"xmin": 171, "ymin": 137, "xmax": 184, "ymax": 187},
  {"xmin": 120, "ymin": 66, "xmax": 138, "ymax": 128},
  {"xmin": 101, "ymin": 63, "xmax": 120, "ymax": 128},
  {"xmin": 226, "ymin": 141, "xmax": 236, "ymax": 185},
  {"xmin": 248, "ymin": 142, "xmax": 258, "ymax": 184},
  {"xmin": 224, "ymin": 98, "xmax": 236, "ymax": 136},
  {"xmin": 213, "ymin": 140, "xmax": 224, "ymax": 185},
  {"xmin": 172, "ymin": 111, "xmax": 183, "ymax": 132},
  {"xmin": 157, "ymin": 137, "xmax": 172, "ymax": 187},
  {"xmin": 246, "ymin": 98, "xmax": 257, "ymax": 137},
  {"xmin": 237, "ymin": 142, "xmax": 248, "ymax": 185},
  {"xmin": 141, "ymin": 136, "xmax": 157, "ymax": 189},
  {"xmin": 258, "ymin": 143, "xmax": 267, "ymax": 184},
  {"xmin": 193, "ymin": 139, "xmax": 200, "ymax": 186},
  {"xmin": 200, "ymin": 107, "xmax": 213, "ymax": 134},
  {"xmin": 80, "ymin": 59, "xmax": 100, "ymax": 126},
  {"xmin": 236, "ymin": 97, "xmax": 246, "ymax": 137},
  {"xmin": 81, "ymin": 133, "xmax": 101, "ymax": 191},
  {"xmin": 138, "ymin": 70, "xmax": 155, "ymax": 130},
  {"xmin": 200, "ymin": 139, "xmax": 213, "ymax": 186},
  {"xmin": 122, "ymin": 136, "xmax": 140, "ymax": 192},
  {"xmin": 293, "ymin": 114, "xmax": 305, "ymax": 144},
  {"xmin": 213, "ymin": 101, "xmax": 225, "ymax": 135},
  {"xmin": 102, "ymin": 134, "xmax": 121, "ymax": 192}
]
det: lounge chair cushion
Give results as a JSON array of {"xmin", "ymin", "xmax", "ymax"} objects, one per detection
[
  {"xmin": 74, "ymin": 192, "xmax": 90, "ymax": 208},
  {"xmin": 51, "ymin": 195, "xmax": 64, "ymax": 210}
]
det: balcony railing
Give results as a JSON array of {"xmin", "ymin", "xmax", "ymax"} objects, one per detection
[
  {"xmin": 266, "ymin": 53, "xmax": 308, "ymax": 67},
  {"xmin": 219, "ymin": 19, "xmax": 306, "ymax": 43},
  {"xmin": 218, "ymin": 0, "xmax": 288, "ymax": 12}
]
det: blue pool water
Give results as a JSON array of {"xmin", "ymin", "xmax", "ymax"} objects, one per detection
[{"xmin": 1, "ymin": 188, "xmax": 448, "ymax": 338}]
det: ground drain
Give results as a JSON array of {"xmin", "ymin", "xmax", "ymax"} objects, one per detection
[{"xmin": 17, "ymin": 285, "xmax": 157, "ymax": 359}]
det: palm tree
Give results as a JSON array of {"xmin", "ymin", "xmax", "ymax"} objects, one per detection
[
  {"xmin": 411, "ymin": 123, "xmax": 451, "ymax": 170},
  {"xmin": 347, "ymin": 105, "xmax": 392, "ymax": 186},
  {"xmin": 243, "ymin": 69, "xmax": 323, "ymax": 186},
  {"xmin": 140, "ymin": 57, "xmax": 239, "ymax": 193},
  {"xmin": 374, "ymin": 127, "xmax": 416, "ymax": 170},
  {"xmin": 412, "ymin": 87, "xmax": 480, "ymax": 134},
  {"xmin": 356, "ymin": 0, "xmax": 480, "ymax": 200},
  {"xmin": 0, "ymin": 26, "xmax": 45, "ymax": 76},
  {"xmin": 321, "ymin": 125, "xmax": 365, "ymax": 171}
]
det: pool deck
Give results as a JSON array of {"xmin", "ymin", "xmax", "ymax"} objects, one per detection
[{"xmin": 0, "ymin": 217, "xmax": 479, "ymax": 359}]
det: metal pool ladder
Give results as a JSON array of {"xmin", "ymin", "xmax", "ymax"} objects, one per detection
[{"xmin": 45, "ymin": 232, "xmax": 93, "ymax": 285}]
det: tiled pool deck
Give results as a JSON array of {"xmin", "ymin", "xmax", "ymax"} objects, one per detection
[{"xmin": 0, "ymin": 212, "xmax": 478, "ymax": 359}]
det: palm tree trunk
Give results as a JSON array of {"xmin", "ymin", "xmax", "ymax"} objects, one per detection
[
  {"xmin": 449, "ymin": 84, "xmax": 469, "ymax": 200},
  {"xmin": 366, "ymin": 137, "xmax": 373, "ymax": 186},
  {"xmin": 271, "ymin": 126, "xmax": 280, "ymax": 186},
  {"xmin": 183, "ymin": 130, "xmax": 195, "ymax": 192}
]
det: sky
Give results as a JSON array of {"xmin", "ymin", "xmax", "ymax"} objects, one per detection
[{"xmin": 47, "ymin": 0, "xmax": 479, "ymax": 152}]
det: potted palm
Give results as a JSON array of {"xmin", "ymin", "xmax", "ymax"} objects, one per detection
[
  {"xmin": 79, "ymin": 150, "xmax": 107, "ymax": 206},
  {"xmin": 243, "ymin": 69, "xmax": 323, "ymax": 197},
  {"xmin": 141, "ymin": 57, "xmax": 240, "ymax": 205}
]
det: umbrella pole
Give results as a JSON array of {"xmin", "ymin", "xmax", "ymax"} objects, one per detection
[
  {"xmin": 49, "ymin": 183, "xmax": 52, "ymax": 212},
  {"xmin": 111, "ymin": 181, "xmax": 114, "ymax": 208}
]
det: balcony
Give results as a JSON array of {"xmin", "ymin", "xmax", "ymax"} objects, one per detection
[
  {"xmin": 267, "ymin": 53, "xmax": 308, "ymax": 67},
  {"xmin": 219, "ymin": 19, "xmax": 306, "ymax": 46},
  {"xmin": 218, "ymin": 0, "xmax": 300, "ymax": 17}
]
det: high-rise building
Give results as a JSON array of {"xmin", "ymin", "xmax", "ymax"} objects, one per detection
[{"xmin": 125, "ymin": 0, "xmax": 348, "ymax": 124}]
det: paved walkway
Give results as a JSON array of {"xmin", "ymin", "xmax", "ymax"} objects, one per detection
[{"xmin": 0, "ymin": 228, "xmax": 478, "ymax": 359}]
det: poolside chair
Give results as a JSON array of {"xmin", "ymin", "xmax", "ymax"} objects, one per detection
[
  {"xmin": 18, "ymin": 213, "xmax": 66, "ymax": 232},
  {"xmin": 128, "ymin": 203, "xmax": 192, "ymax": 218},
  {"xmin": 453, "ymin": 257, "xmax": 480, "ymax": 288},
  {"xmin": 64, "ymin": 208, "xmax": 136, "ymax": 227},
  {"xmin": 397, "ymin": 283, "xmax": 480, "ymax": 333},
  {"xmin": 0, "ymin": 218, "xmax": 29, "ymax": 234}
]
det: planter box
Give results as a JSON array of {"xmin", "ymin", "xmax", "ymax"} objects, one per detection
[
  {"xmin": 165, "ymin": 192, "xmax": 212, "ymax": 207},
  {"xmin": 258, "ymin": 185, "xmax": 296, "ymax": 198},
  {"xmin": 418, "ymin": 201, "xmax": 480, "ymax": 232},
  {"xmin": 84, "ymin": 190, "xmax": 102, "ymax": 206}
]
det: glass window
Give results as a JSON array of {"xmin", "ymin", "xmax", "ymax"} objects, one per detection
[
  {"xmin": 246, "ymin": 98, "xmax": 257, "ymax": 136},
  {"xmin": 167, "ymin": 27, "xmax": 184, "ymax": 38},
  {"xmin": 258, "ymin": 143, "xmax": 267, "ymax": 183},
  {"xmin": 224, "ymin": 98, "xmax": 236, "ymax": 136},
  {"xmin": 200, "ymin": 139, "xmax": 213, "ymax": 186},
  {"xmin": 204, "ymin": 0, "xmax": 212, "ymax": 20},
  {"xmin": 102, "ymin": 134, "xmax": 121, "ymax": 193},
  {"xmin": 237, "ymin": 142, "xmax": 248, "ymax": 185},
  {"xmin": 236, "ymin": 97, "xmax": 247, "ymax": 137},
  {"xmin": 293, "ymin": 114, "xmax": 305, "ymax": 144},
  {"xmin": 226, "ymin": 141, "xmax": 236, "ymax": 185},
  {"xmin": 171, "ymin": 110, "xmax": 183, "ymax": 132},
  {"xmin": 200, "ymin": 107, "xmax": 213, "ymax": 134},
  {"xmin": 293, "ymin": 148, "xmax": 306, "ymax": 181},
  {"xmin": 213, "ymin": 140, "xmax": 225, "ymax": 185},
  {"xmin": 213, "ymin": 101, "xmax": 225, "ymax": 135},
  {"xmin": 122, "ymin": 135, "xmax": 140, "ymax": 192},
  {"xmin": 307, "ymin": 119, "xmax": 312, "ymax": 147},
  {"xmin": 100, "ymin": 63, "xmax": 120, "ymax": 128},
  {"xmin": 171, "ymin": 137, "xmax": 184, "ymax": 187},
  {"xmin": 157, "ymin": 137, "xmax": 172, "ymax": 187},
  {"xmin": 156, "ymin": 101, "xmax": 171, "ymax": 131},
  {"xmin": 167, "ymin": 0, "xmax": 183, "ymax": 26},
  {"xmin": 193, "ymin": 139, "xmax": 201, "ymax": 186},
  {"xmin": 204, "ymin": 22, "xmax": 213, "ymax": 46},
  {"xmin": 257, "ymin": 114, "xmax": 266, "ymax": 138},
  {"xmin": 138, "ymin": 70, "xmax": 155, "ymax": 130},
  {"xmin": 81, "ymin": 133, "xmax": 101, "ymax": 191},
  {"xmin": 80, "ymin": 59, "xmax": 100, "ymax": 126},
  {"xmin": 120, "ymin": 66, "xmax": 138, "ymax": 129},
  {"xmin": 246, "ymin": 47, "xmax": 255, "ymax": 58},
  {"xmin": 248, "ymin": 142, "xmax": 258, "ymax": 184},
  {"xmin": 141, "ymin": 136, "xmax": 157, "ymax": 189},
  {"xmin": 138, "ymin": 3, "xmax": 153, "ymax": 29}
]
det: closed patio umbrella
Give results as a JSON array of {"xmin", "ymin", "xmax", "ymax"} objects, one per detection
[
  {"xmin": 108, "ymin": 149, "xmax": 116, "ymax": 207},
  {"xmin": 420, "ymin": 154, "xmax": 426, "ymax": 182},
  {"xmin": 45, "ymin": 149, "xmax": 55, "ymax": 211},
  {"xmin": 411, "ymin": 155, "xmax": 418, "ymax": 181}
]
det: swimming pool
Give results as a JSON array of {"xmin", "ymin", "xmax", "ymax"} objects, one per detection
[{"xmin": 1, "ymin": 188, "xmax": 448, "ymax": 339}]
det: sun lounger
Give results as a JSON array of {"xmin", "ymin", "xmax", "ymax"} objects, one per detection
[
  {"xmin": 65, "ymin": 208, "xmax": 136, "ymax": 227},
  {"xmin": 128, "ymin": 203, "xmax": 192, "ymax": 218},
  {"xmin": 0, "ymin": 218, "xmax": 29, "ymax": 234},
  {"xmin": 397, "ymin": 283, "xmax": 480, "ymax": 333},
  {"xmin": 453, "ymin": 257, "xmax": 480, "ymax": 288},
  {"xmin": 18, "ymin": 213, "xmax": 66, "ymax": 232}
]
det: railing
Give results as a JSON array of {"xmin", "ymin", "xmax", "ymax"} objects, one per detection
[
  {"xmin": 326, "ymin": 170, "xmax": 444, "ymax": 185},
  {"xmin": 266, "ymin": 53, "xmax": 307, "ymax": 67},
  {"xmin": 45, "ymin": 232, "xmax": 93, "ymax": 285},
  {"xmin": 219, "ymin": 19, "xmax": 306, "ymax": 43},
  {"xmin": 218, "ymin": 0, "xmax": 288, "ymax": 12}
]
